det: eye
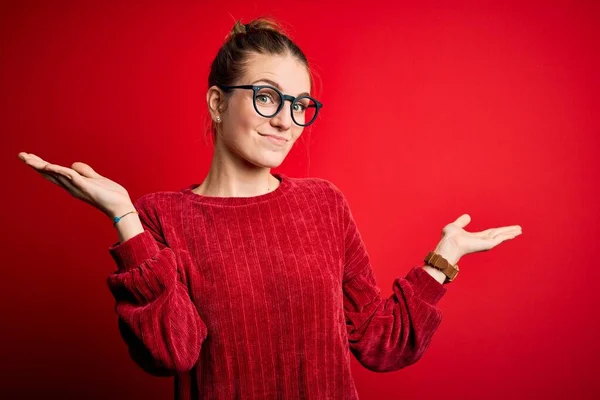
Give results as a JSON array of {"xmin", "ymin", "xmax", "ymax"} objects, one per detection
[
  {"xmin": 256, "ymin": 94, "xmax": 273, "ymax": 104},
  {"xmin": 293, "ymin": 103, "xmax": 305, "ymax": 113},
  {"xmin": 255, "ymin": 87, "xmax": 280, "ymax": 106}
]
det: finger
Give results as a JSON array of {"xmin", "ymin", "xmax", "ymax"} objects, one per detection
[
  {"xmin": 22, "ymin": 152, "xmax": 49, "ymax": 165},
  {"xmin": 23, "ymin": 153, "xmax": 77, "ymax": 179},
  {"xmin": 480, "ymin": 228, "xmax": 503, "ymax": 238},
  {"xmin": 21, "ymin": 155, "xmax": 69, "ymax": 180},
  {"xmin": 474, "ymin": 226, "xmax": 521, "ymax": 238},
  {"xmin": 71, "ymin": 161, "xmax": 103, "ymax": 179},
  {"xmin": 492, "ymin": 232, "xmax": 521, "ymax": 246},
  {"xmin": 54, "ymin": 173, "xmax": 87, "ymax": 199},
  {"xmin": 21, "ymin": 154, "xmax": 51, "ymax": 170},
  {"xmin": 452, "ymin": 214, "xmax": 471, "ymax": 228},
  {"xmin": 49, "ymin": 165, "xmax": 92, "ymax": 197},
  {"xmin": 23, "ymin": 156, "xmax": 97, "ymax": 186},
  {"xmin": 43, "ymin": 163, "xmax": 85, "ymax": 184},
  {"xmin": 473, "ymin": 228, "xmax": 494, "ymax": 237},
  {"xmin": 20, "ymin": 155, "xmax": 84, "ymax": 190},
  {"xmin": 38, "ymin": 171, "xmax": 88, "ymax": 200},
  {"xmin": 491, "ymin": 226, "xmax": 522, "ymax": 236},
  {"xmin": 38, "ymin": 170, "xmax": 67, "ymax": 188},
  {"xmin": 38, "ymin": 169, "xmax": 93, "ymax": 205}
]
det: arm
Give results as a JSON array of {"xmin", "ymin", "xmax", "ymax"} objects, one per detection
[
  {"xmin": 340, "ymin": 191, "xmax": 447, "ymax": 372},
  {"xmin": 106, "ymin": 195, "xmax": 208, "ymax": 376}
]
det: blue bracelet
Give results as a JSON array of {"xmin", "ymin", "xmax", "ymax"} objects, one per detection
[{"xmin": 112, "ymin": 210, "xmax": 138, "ymax": 227}]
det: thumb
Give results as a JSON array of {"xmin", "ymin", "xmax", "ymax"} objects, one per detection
[
  {"xmin": 71, "ymin": 162, "xmax": 102, "ymax": 178},
  {"xmin": 453, "ymin": 213, "xmax": 471, "ymax": 228}
]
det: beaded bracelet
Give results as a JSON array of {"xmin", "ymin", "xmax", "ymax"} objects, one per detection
[{"xmin": 112, "ymin": 210, "xmax": 138, "ymax": 227}]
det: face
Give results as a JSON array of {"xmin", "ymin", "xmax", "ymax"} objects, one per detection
[{"xmin": 207, "ymin": 52, "xmax": 312, "ymax": 169}]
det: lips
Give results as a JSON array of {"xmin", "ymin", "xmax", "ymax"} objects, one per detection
[
  {"xmin": 259, "ymin": 133, "xmax": 289, "ymax": 142},
  {"xmin": 259, "ymin": 133, "xmax": 290, "ymax": 143}
]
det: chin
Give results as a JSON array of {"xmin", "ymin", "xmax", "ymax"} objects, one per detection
[{"xmin": 245, "ymin": 154, "xmax": 286, "ymax": 169}]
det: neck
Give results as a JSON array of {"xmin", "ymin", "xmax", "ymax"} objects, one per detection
[{"xmin": 193, "ymin": 141, "xmax": 280, "ymax": 198}]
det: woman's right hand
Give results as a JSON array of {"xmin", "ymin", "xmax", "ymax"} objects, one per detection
[{"xmin": 18, "ymin": 152, "xmax": 135, "ymax": 218}]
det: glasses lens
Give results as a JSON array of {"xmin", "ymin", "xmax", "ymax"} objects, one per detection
[
  {"xmin": 292, "ymin": 97, "xmax": 318, "ymax": 126},
  {"xmin": 254, "ymin": 87, "xmax": 282, "ymax": 117}
]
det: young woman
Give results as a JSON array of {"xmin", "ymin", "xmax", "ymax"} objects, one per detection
[{"xmin": 18, "ymin": 17, "xmax": 522, "ymax": 400}]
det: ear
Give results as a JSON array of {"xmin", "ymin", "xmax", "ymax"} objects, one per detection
[{"xmin": 206, "ymin": 86, "xmax": 226, "ymax": 118}]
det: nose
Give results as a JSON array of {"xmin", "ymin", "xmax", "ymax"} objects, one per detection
[{"xmin": 270, "ymin": 101, "xmax": 293, "ymax": 131}]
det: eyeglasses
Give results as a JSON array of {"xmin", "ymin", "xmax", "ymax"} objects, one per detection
[{"xmin": 216, "ymin": 84, "xmax": 323, "ymax": 127}]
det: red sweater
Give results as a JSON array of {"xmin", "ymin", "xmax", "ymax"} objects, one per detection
[{"xmin": 106, "ymin": 173, "xmax": 447, "ymax": 399}]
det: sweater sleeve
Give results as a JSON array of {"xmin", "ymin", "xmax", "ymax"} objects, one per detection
[
  {"xmin": 338, "ymin": 190, "xmax": 447, "ymax": 372},
  {"xmin": 106, "ymin": 194, "xmax": 208, "ymax": 376}
]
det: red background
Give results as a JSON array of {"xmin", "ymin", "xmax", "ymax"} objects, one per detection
[{"xmin": 2, "ymin": 1, "xmax": 599, "ymax": 399}]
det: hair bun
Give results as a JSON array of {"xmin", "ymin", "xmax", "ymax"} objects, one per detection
[
  {"xmin": 229, "ymin": 20, "xmax": 247, "ymax": 37},
  {"xmin": 227, "ymin": 17, "xmax": 288, "ymax": 40}
]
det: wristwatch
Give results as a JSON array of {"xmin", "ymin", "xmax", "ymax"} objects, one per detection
[{"xmin": 424, "ymin": 251, "xmax": 459, "ymax": 284}]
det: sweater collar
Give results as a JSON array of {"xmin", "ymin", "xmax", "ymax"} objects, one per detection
[{"xmin": 180, "ymin": 172, "xmax": 291, "ymax": 206}]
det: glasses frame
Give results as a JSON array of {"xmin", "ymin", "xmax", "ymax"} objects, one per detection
[{"xmin": 216, "ymin": 84, "xmax": 323, "ymax": 127}]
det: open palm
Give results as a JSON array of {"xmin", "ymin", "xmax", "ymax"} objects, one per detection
[
  {"xmin": 18, "ymin": 152, "xmax": 132, "ymax": 218},
  {"xmin": 435, "ymin": 214, "xmax": 522, "ymax": 265}
]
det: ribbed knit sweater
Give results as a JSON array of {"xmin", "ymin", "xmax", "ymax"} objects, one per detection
[{"xmin": 106, "ymin": 172, "xmax": 447, "ymax": 399}]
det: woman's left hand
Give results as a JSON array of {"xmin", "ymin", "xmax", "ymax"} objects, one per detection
[{"xmin": 433, "ymin": 214, "xmax": 522, "ymax": 265}]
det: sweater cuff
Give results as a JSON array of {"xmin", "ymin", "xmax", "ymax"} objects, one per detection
[
  {"xmin": 405, "ymin": 265, "xmax": 448, "ymax": 305},
  {"xmin": 108, "ymin": 230, "xmax": 160, "ymax": 273}
]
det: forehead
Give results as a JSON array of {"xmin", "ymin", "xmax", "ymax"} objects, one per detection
[{"xmin": 241, "ymin": 52, "xmax": 311, "ymax": 96}]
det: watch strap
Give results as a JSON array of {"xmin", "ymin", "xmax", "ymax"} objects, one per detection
[{"xmin": 424, "ymin": 251, "xmax": 459, "ymax": 283}]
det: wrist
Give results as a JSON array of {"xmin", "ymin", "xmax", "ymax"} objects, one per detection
[
  {"xmin": 114, "ymin": 213, "xmax": 144, "ymax": 243},
  {"xmin": 108, "ymin": 204, "xmax": 136, "ymax": 219},
  {"xmin": 425, "ymin": 239, "xmax": 462, "ymax": 284},
  {"xmin": 433, "ymin": 241, "xmax": 461, "ymax": 266},
  {"xmin": 422, "ymin": 265, "xmax": 447, "ymax": 285}
]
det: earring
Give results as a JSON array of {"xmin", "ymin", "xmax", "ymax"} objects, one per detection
[{"xmin": 215, "ymin": 116, "xmax": 221, "ymax": 122}]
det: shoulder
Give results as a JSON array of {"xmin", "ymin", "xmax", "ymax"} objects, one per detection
[
  {"xmin": 131, "ymin": 189, "xmax": 182, "ymax": 222},
  {"xmin": 288, "ymin": 175, "xmax": 348, "ymax": 206},
  {"xmin": 132, "ymin": 191, "xmax": 167, "ymax": 209}
]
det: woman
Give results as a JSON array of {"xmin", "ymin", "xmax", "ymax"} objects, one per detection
[{"xmin": 18, "ymin": 17, "xmax": 522, "ymax": 400}]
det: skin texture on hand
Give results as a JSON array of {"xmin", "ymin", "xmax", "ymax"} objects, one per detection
[
  {"xmin": 424, "ymin": 214, "xmax": 522, "ymax": 284},
  {"xmin": 17, "ymin": 152, "xmax": 133, "ymax": 218},
  {"xmin": 440, "ymin": 214, "xmax": 522, "ymax": 260}
]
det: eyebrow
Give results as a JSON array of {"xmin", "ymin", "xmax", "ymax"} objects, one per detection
[{"xmin": 251, "ymin": 79, "xmax": 311, "ymax": 97}]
